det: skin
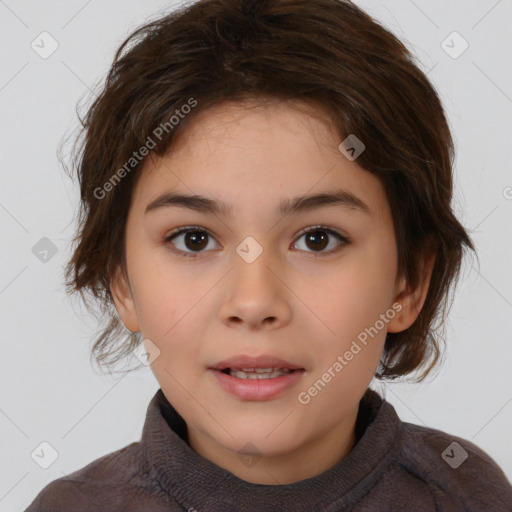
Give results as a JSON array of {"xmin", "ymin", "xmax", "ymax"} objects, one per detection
[{"xmin": 111, "ymin": 98, "xmax": 435, "ymax": 485}]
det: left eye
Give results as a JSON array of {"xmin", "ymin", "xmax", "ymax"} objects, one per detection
[
  {"xmin": 293, "ymin": 226, "xmax": 349, "ymax": 255},
  {"xmin": 164, "ymin": 225, "xmax": 349, "ymax": 258}
]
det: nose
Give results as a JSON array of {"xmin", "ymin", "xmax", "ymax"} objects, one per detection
[{"xmin": 218, "ymin": 251, "xmax": 292, "ymax": 331}]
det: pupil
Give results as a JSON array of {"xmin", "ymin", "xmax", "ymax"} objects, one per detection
[
  {"xmin": 307, "ymin": 231, "xmax": 327, "ymax": 251},
  {"xmin": 186, "ymin": 231, "xmax": 207, "ymax": 251}
]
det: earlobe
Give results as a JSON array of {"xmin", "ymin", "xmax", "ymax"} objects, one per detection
[
  {"xmin": 387, "ymin": 248, "xmax": 437, "ymax": 334},
  {"xmin": 110, "ymin": 267, "xmax": 140, "ymax": 333}
]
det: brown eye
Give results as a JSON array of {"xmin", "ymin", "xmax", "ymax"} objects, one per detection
[
  {"xmin": 165, "ymin": 227, "xmax": 219, "ymax": 258},
  {"xmin": 165, "ymin": 225, "xmax": 350, "ymax": 259},
  {"xmin": 304, "ymin": 230, "xmax": 329, "ymax": 251},
  {"xmin": 293, "ymin": 227, "xmax": 349, "ymax": 255},
  {"xmin": 183, "ymin": 231, "xmax": 208, "ymax": 251}
]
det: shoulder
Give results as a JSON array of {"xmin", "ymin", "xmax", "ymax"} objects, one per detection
[
  {"xmin": 393, "ymin": 420, "xmax": 512, "ymax": 510},
  {"xmin": 23, "ymin": 442, "xmax": 181, "ymax": 512}
]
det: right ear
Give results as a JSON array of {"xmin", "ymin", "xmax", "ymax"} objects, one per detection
[{"xmin": 110, "ymin": 267, "xmax": 140, "ymax": 333}]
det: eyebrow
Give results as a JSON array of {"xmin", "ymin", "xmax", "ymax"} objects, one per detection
[{"xmin": 144, "ymin": 189, "xmax": 372, "ymax": 218}]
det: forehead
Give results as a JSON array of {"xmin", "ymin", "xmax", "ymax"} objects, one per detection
[
  {"xmin": 168, "ymin": 98, "xmax": 342, "ymax": 161},
  {"xmin": 130, "ymin": 100, "xmax": 390, "ymax": 222}
]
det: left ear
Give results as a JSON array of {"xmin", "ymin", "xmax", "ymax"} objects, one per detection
[{"xmin": 386, "ymin": 242, "xmax": 437, "ymax": 333}]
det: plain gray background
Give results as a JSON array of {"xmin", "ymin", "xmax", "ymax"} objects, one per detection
[{"xmin": 1, "ymin": 0, "xmax": 511, "ymax": 510}]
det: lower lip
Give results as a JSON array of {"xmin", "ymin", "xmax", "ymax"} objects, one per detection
[{"xmin": 208, "ymin": 369, "xmax": 306, "ymax": 400}]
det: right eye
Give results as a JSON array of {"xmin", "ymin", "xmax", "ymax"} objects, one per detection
[{"xmin": 164, "ymin": 226, "xmax": 220, "ymax": 258}]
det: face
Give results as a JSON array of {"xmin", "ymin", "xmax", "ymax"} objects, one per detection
[{"xmin": 111, "ymin": 99, "xmax": 428, "ymax": 484}]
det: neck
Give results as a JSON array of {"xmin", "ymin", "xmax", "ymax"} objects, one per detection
[{"xmin": 186, "ymin": 405, "xmax": 359, "ymax": 485}]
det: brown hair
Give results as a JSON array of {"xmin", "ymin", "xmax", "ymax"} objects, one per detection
[{"xmin": 62, "ymin": 0, "xmax": 478, "ymax": 381}]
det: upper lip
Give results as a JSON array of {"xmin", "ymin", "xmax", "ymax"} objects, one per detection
[{"xmin": 209, "ymin": 354, "xmax": 304, "ymax": 371}]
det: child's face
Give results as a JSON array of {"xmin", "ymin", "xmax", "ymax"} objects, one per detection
[{"xmin": 112, "ymin": 99, "xmax": 408, "ymax": 483}]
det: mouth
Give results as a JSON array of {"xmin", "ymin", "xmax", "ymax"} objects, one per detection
[
  {"xmin": 209, "ymin": 367, "xmax": 306, "ymax": 400},
  {"xmin": 210, "ymin": 354, "xmax": 304, "ymax": 374},
  {"xmin": 208, "ymin": 354, "xmax": 306, "ymax": 400},
  {"xmin": 218, "ymin": 367, "xmax": 302, "ymax": 379}
]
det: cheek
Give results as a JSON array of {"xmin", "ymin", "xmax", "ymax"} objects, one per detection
[
  {"xmin": 128, "ymin": 243, "xmax": 200, "ymax": 329},
  {"xmin": 313, "ymin": 253, "xmax": 396, "ymax": 335},
  {"xmin": 301, "ymin": 247, "xmax": 395, "ymax": 382},
  {"xmin": 130, "ymin": 259, "xmax": 213, "ymax": 365}
]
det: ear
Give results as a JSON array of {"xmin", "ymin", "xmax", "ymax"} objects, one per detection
[
  {"xmin": 386, "ymin": 244, "xmax": 437, "ymax": 334},
  {"xmin": 110, "ymin": 267, "xmax": 140, "ymax": 333}
]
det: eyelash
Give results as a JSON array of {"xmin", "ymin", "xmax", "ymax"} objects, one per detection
[{"xmin": 163, "ymin": 225, "xmax": 351, "ymax": 259}]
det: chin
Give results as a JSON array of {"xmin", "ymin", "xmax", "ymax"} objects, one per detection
[{"xmin": 221, "ymin": 429, "xmax": 299, "ymax": 458}]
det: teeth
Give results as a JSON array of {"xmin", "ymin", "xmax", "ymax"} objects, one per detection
[
  {"xmin": 229, "ymin": 368, "xmax": 292, "ymax": 379},
  {"xmin": 240, "ymin": 368, "xmax": 274, "ymax": 373}
]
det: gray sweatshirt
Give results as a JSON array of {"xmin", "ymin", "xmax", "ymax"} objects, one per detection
[{"xmin": 25, "ymin": 387, "xmax": 512, "ymax": 511}]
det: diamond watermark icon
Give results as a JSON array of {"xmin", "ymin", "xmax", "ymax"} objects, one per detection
[
  {"xmin": 31, "ymin": 31, "xmax": 59, "ymax": 59},
  {"xmin": 338, "ymin": 134, "xmax": 365, "ymax": 161},
  {"xmin": 31, "ymin": 441, "xmax": 59, "ymax": 469},
  {"xmin": 442, "ymin": 441, "xmax": 468, "ymax": 469},
  {"xmin": 32, "ymin": 237, "xmax": 58, "ymax": 263},
  {"xmin": 237, "ymin": 442, "xmax": 262, "ymax": 468},
  {"xmin": 236, "ymin": 236, "xmax": 263, "ymax": 263},
  {"xmin": 441, "ymin": 31, "xmax": 469, "ymax": 60},
  {"xmin": 134, "ymin": 338, "xmax": 161, "ymax": 366}
]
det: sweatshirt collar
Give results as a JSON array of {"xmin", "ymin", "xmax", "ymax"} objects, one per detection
[{"xmin": 140, "ymin": 387, "xmax": 402, "ymax": 511}]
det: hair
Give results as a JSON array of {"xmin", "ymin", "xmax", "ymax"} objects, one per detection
[{"xmin": 62, "ymin": 0, "xmax": 478, "ymax": 382}]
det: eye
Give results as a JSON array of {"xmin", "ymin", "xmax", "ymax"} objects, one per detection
[
  {"xmin": 164, "ymin": 226, "xmax": 220, "ymax": 258},
  {"xmin": 292, "ymin": 226, "xmax": 350, "ymax": 255},
  {"xmin": 164, "ymin": 225, "xmax": 350, "ymax": 259}
]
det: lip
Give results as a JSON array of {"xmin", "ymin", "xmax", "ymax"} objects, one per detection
[
  {"xmin": 209, "ymin": 354, "xmax": 304, "ymax": 371},
  {"xmin": 209, "ymin": 368, "xmax": 306, "ymax": 400}
]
